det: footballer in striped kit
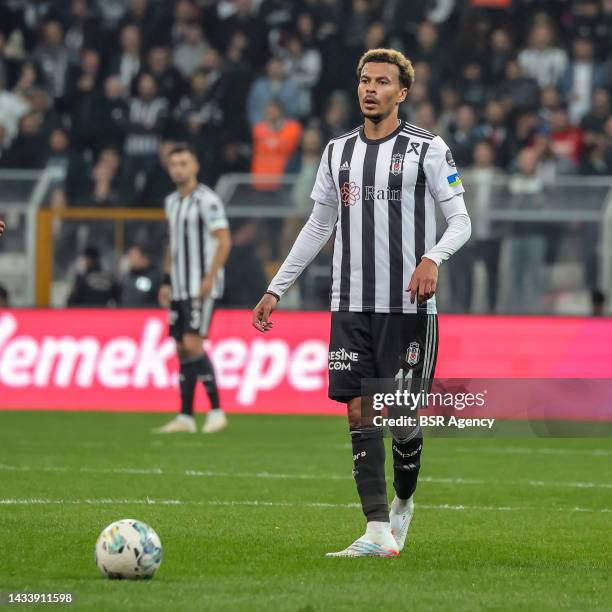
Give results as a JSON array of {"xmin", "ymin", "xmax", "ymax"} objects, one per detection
[
  {"xmin": 155, "ymin": 144, "xmax": 232, "ymax": 435},
  {"xmin": 252, "ymin": 49, "xmax": 471, "ymax": 556}
]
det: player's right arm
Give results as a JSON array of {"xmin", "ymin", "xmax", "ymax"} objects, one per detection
[
  {"xmin": 158, "ymin": 245, "xmax": 171, "ymax": 308},
  {"xmin": 252, "ymin": 143, "xmax": 338, "ymax": 333},
  {"xmin": 0, "ymin": 219, "xmax": 5, "ymax": 236},
  {"xmin": 158, "ymin": 197, "xmax": 172, "ymax": 308},
  {"xmin": 252, "ymin": 201, "xmax": 338, "ymax": 332}
]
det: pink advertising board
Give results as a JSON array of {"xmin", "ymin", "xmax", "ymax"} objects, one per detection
[{"xmin": 0, "ymin": 309, "xmax": 611, "ymax": 415}]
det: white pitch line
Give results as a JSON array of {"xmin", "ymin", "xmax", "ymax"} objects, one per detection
[
  {"xmin": 0, "ymin": 498, "xmax": 609, "ymax": 513},
  {"xmin": 453, "ymin": 446, "xmax": 612, "ymax": 457},
  {"xmin": 0, "ymin": 463, "xmax": 610, "ymax": 490}
]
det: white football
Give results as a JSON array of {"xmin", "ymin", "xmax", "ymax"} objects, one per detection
[{"xmin": 95, "ymin": 519, "xmax": 162, "ymax": 579}]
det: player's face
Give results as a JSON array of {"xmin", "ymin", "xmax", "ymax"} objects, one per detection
[
  {"xmin": 358, "ymin": 62, "xmax": 407, "ymax": 123},
  {"xmin": 168, "ymin": 151, "xmax": 199, "ymax": 185}
]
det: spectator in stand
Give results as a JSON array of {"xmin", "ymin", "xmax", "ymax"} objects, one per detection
[
  {"xmin": 581, "ymin": 88, "xmax": 611, "ymax": 137},
  {"xmin": 283, "ymin": 126, "xmax": 323, "ymax": 251},
  {"xmin": 581, "ymin": 88, "xmax": 612, "ymax": 170},
  {"xmin": 281, "ymin": 34, "xmax": 322, "ymax": 119},
  {"xmin": 220, "ymin": 220, "xmax": 268, "ymax": 307},
  {"xmin": 537, "ymin": 105, "xmax": 584, "ymax": 174},
  {"xmin": 260, "ymin": 1, "xmax": 295, "ymax": 56},
  {"xmin": 412, "ymin": 21, "xmax": 445, "ymax": 86},
  {"xmin": 139, "ymin": 140, "xmax": 176, "ymax": 206},
  {"xmin": 0, "ymin": 71, "xmax": 30, "ymax": 148},
  {"xmin": 63, "ymin": 48, "xmax": 103, "ymax": 136},
  {"xmin": 117, "ymin": 0, "xmax": 163, "ymax": 49},
  {"xmin": 173, "ymin": 21, "xmax": 208, "ymax": 78},
  {"xmin": 572, "ymin": 0, "xmax": 609, "ymax": 58},
  {"xmin": 480, "ymin": 100, "xmax": 510, "ymax": 167},
  {"xmin": 120, "ymin": 243, "xmax": 164, "ymax": 306},
  {"xmin": 87, "ymin": 147, "xmax": 125, "ymax": 206},
  {"xmin": 2, "ymin": 112, "xmax": 47, "ymax": 169},
  {"xmin": 0, "ymin": 125, "xmax": 7, "ymax": 163},
  {"xmin": 559, "ymin": 37, "xmax": 605, "ymax": 124},
  {"xmin": 580, "ymin": 130, "xmax": 611, "ymax": 175},
  {"xmin": 320, "ymin": 91, "xmax": 352, "ymax": 142},
  {"xmin": 506, "ymin": 147, "xmax": 548, "ymax": 313},
  {"xmin": 63, "ymin": 0, "xmax": 101, "ymax": 64},
  {"xmin": 437, "ymin": 85, "xmax": 460, "ymax": 138},
  {"xmin": 251, "ymin": 98, "xmax": 303, "ymax": 194},
  {"xmin": 67, "ymin": 245, "xmax": 120, "ymax": 307},
  {"xmin": 173, "ymin": 69, "xmax": 224, "ymax": 185},
  {"xmin": 247, "ymin": 56, "xmax": 301, "ymax": 126},
  {"xmin": 170, "ymin": 0, "xmax": 199, "ymax": 46},
  {"xmin": 538, "ymin": 85, "xmax": 563, "ymax": 131},
  {"xmin": 108, "ymin": 24, "xmax": 141, "ymax": 94},
  {"xmin": 591, "ymin": 290, "xmax": 606, "ymax": 317},
  {"xmin": 34, "ymin": 20, "xmax": 69, "ymax": 102},
  {"xmin": 413, "ymin": 101, "xmax": 441, "ymax": 137},
  {"xmin": 507, "ymin": 111, "xmax": 539, "ymax": 163},
  {"xmin": 219, "ymin": 0, "xmax": 267, "ymax": 70},
  {"xmin": 89, "ymin": 75, "xmax": 129, "ymax": 153},
  {"xmin": 487, "ymin": 28, "xmax": 515, "ymax": 84},
  {"xmin": 43, "ymin": 128, "xmax": 89, "ymax": 204},
  {"xmin": 459, "ymin": 61, "xmax": 488, "ymax": 110},
  {"xmin": 518, "ymin": 20, "xmax": 568, "ymax": 88},
  {"xmin": 95, "ymin": 0, "xmax": 128, "ymax": 31},
  {"xmin": 496, "ymin": 59, "xmax": 540, "ymax": 115},
  {"xmin": 447, "ymin": 103, "xmax": 480, "ymax": 167},
  {"xmin": 123, "ymin": 73, "xmax": 168, "ymax": 187},
  {"xmin": 580, "ymin": 88, "xmax": 612, "ymax": 173},
  {"xmin": 0, "ymin": 284, "xmax": 8, "ymax": 307},
  {"xmin": 466, "ymin": 141, "xmax": 502, "ymax": 312},
  {"xmin": 0, "ymin": 22, "xmax": 15, "ymax": 79},
  {"xmin": 145, "ymin": 45, "xmax": 185, "ymax": 106}
]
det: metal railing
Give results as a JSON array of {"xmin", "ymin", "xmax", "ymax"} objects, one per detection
[{"xmin": 0, "ymin": 169, "xmax": 610, "ymax": 313}]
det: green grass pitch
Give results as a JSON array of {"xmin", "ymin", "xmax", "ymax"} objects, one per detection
[{"xmin": 0, "ymin": 411, "xmax": 610, "ymax": 611}]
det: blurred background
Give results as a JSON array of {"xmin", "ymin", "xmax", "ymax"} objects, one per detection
[{"xmin": 0, "ymin": 0, "xmax": 611, "ymax": 316}]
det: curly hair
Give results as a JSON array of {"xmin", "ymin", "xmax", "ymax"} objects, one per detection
[{"xmin": 356, "ymin": 48, "xmax": 415, "ymax": 91}]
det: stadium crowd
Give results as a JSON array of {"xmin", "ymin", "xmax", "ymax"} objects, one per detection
[{"xmin": 0, "ymin": 0, "xmax": 611, "ymax": 312}]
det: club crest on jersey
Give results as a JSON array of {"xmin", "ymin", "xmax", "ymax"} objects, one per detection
[
  {"xmin": 340, "ymin": 181, "xmax": 360, "ymax": 206},
  {"xmin": 390, "ymin": 153, "xmax": 404, "ymax": 176},
  {"xmin": 405, "ymin": 342, "xmax": 420, "ymax": 366}
]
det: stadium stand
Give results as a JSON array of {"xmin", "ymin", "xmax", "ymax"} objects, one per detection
[{"xmin": 0, "ymin": 0, "xmax": 611, "ymax": 313}]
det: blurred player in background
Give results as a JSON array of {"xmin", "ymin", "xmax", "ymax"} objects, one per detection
[
  {"xmin": 253, "ymin": 49, "xmax": 471, "ymax": 557},
  {"xmin": 0, "ymin": 219, "xmax": 4, "ymax": 235},
  {"xmin": 155, "ymin": 144, "xmax": 232, "ymax": 434}
]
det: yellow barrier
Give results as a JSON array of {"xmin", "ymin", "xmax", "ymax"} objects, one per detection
[{"xmin": 36, "ymin": 208, "xmax": 166, "ymax": 307}]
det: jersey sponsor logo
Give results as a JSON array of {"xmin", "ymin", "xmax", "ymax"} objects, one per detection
[
  {"xmin": 445, "ymin": 149, "xmax": 456, "ymax": 167},
  {"xmin": 390, "ymin": 152, "xmax": 404, "ymax": 176},
  {"xmin": 340, "ymin": 181, "xmax": 360, "ymax": 206},
  {"xmin": 329, "ymin": 347, "xmax": 359, "ymax": 370},
  {"xmin": 364, "ymin": 186, "xmax": 401, "ymax": 202},
  {"xmin": 340, "ymin": 160, "xmax": 351, "ymax": 171},
  {"xmin": 447, "ymin": 172, "xmax": 462, "ymax": 186},
  {"xmin": 408, "ymin": 141, "xmax": 421, "ymax": 156},
  {"xmin": 406, "ymin": 341, "xmax": 420, "ymax": 366}
]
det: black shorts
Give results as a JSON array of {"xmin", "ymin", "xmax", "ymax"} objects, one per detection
[
  {"xmin": 169, "ymin": 297, "xmax": 215, "ymax": 340},
  {"xmin": 328, "ymin": 311, "xmax": 438, "ymax": 403}
]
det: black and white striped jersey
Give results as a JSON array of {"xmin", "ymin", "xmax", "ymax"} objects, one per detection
[
  {"xmin": 164, "ymin": 183, "xmax": 229, "ymax": 300},
  {"xmin": 311, "ymin": 119, "xmax": 465, "ymax": 314}
]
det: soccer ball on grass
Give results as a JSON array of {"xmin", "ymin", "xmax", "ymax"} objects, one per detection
[{"xmin": 95, "ymin": 519, "xmax": 162, "ymax": 579}]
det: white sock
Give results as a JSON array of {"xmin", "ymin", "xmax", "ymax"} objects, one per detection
[
  {"xmin": 391, "ymin": 496, "xmax": 412, "ymax": 513},
  {"xmin": 177, "ymin": 414, "xmax": 195, "ymax": 422},
  {"xmin": 365, "ymin": 521, "xmax": 391, "ymax": 538}
]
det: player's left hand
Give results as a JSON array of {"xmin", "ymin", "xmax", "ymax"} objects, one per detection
[
  {"xmin": 200, "ymin": 275, "xmax": 214, "ymax": 298},
  {"xmin": 408, "ymin": 257, "xmax": 438, "ymax": 305},
  {"xmin": 0, "ymin": 220, "xmax": 5, "ymax": 236}
]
